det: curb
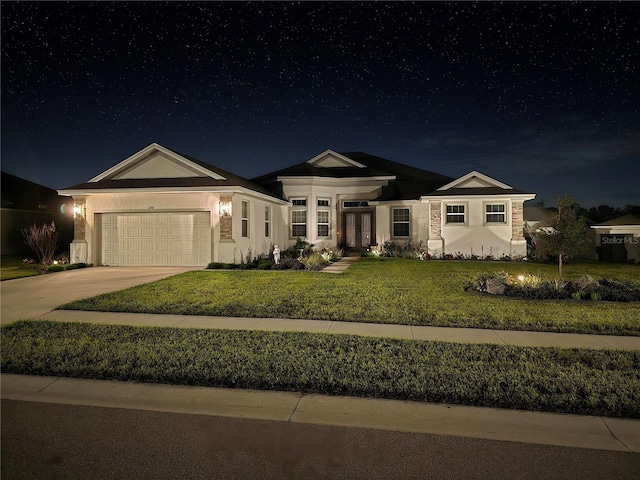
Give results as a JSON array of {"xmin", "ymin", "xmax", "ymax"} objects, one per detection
[{"xmin": 2, "ymin": 374, "xmax": 639, "ymax": 453}]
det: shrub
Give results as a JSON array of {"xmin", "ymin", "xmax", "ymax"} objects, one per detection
[
  {"xmin": 381, "ymin": 239, "xmax": 420, "ymax": 259},
  {"xmin": 46, "ymin": 264, "xmax": 65, "ymax": 272},
  {"xmin": 21, "ymin": 221, "xmax": 59, "ymax": 266},
  {"xmin": 65, "ymin": 263, "xmax": 87, "ymax": 270},
  {"xmin": 206, "ymin": 262, "xmax": 239, "ymax": 270},
  {"xmin": 302, "ymin": 252, "xmax": 328, "ymax": 270},
  {"xmin": 272, "ymin": 257, "xmax": 304, "ymax": 270},
  {"xmin": 468, "ymin": 272, "xmax": 640, "ymax": 303},
  {"xmin": 256, "ymin": 259, "xmax": 273, "ymax": 270},
  {"xmin": 598, "ymin": 278, "xmax": 640, "ymax": 302}
]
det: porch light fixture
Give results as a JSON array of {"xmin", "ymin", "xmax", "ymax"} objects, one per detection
[
  {"xmin": 73, "ymin": 204, "xmax": 85, "ymax": 218},
  {"xmin": 219, "ymin": 199, "xmax": 232, "ymax": 217}
]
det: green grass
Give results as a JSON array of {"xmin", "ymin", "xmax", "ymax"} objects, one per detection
[
  {"xmin": 61, "ymin": 258, "xmax": 640, "ymax": 335},
  {"xmin": 1, "ymin": 255, "xmax": 45, "ymax": 281},
  {"xmin": 2, "ymin": 320, "xmax": 638, "ymax": 418}
]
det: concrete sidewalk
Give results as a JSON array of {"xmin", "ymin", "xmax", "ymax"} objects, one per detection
[
  {"xmin": 3, "ymin": 373, "xmax": 638, "ymax": 453},
  {"xmin": 34, "ymin": 310, "xmax": 640, "ymax": 351}
]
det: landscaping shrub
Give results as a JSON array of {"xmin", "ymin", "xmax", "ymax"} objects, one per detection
[
  {"xmin": 381, "ymin": 239, "xmax": 422, "ymax": 259},
  {"xmin": 46, "ymin": 264, "xmax": 65, "ymax": 272},
  {"xmin": 65, "ymin": 263, "xmax": 87, "ymax": 271},
  {"xmin": 272, "ymin": 257, "xmax": 304, "ymax": 270},
  {"xmin": 21, "ymin": 221, "xmax": 59, "ymax": 266},
  {"xmin": 598, "ymin": 278, "xmax": 640, "ymax": 302},
  {"xmin": 468, "ymin": 271, "xmax": 640, "ymax": 302},
  {"xmin": 256, "ymin": 259, "xmax": 273, "ymax": 270},
  {"xmin": 207, "ymin": 262, "xmax": 239, "ymax": 270},
  {"xmin": 302, "ymin": 252, "xmax": 328, "ymax": 270}
]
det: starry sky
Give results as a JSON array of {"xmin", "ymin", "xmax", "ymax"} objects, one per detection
[{"xmin": 2, "ymin": 1, "xmax": 638, "ymax": 207}]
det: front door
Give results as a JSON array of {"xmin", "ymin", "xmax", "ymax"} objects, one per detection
[{"xmin": 344, "ymin": 211, "xmax": 373, "ymax": 251}]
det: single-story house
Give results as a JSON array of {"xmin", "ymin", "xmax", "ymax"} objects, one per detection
[
  {"xmin": 591, "ymin": 214, "xmax": 640, "ymax": 263},
  {"xmin": 58, "ymin": 143, "xmax": 535, "ymax": 266},
  {"xmin": 2, "ymin": 171, "xmax": 74, "ymax": 256}
]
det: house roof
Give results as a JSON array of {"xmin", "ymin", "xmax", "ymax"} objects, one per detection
[
  {"xmin": 2, "ymin": 171, "xmax": 72, "ymax": 212},
  {"xmin": 593, "ymin": 213, "xmax": 640, "ymax": 227},
  {"xmin": 253, "ymin": 151, "xmax": 456, "ymax": 201},
  {"xmin": 524, "ymin": 206, "xmax": 553, "ymax": 222},
  {"xmin": 59, "ymin": 144, "xmax": 534, "ymax": 203},
  {"xmin": 60, "ymin": 145, "xmax": 285, "ymax": 201}
]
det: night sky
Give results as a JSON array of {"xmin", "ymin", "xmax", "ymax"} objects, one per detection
[{"xmin": 1, "ymin": 1, "xmax": 638, "ymax": 207}]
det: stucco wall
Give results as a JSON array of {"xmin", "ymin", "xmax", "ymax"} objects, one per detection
[{"xmin": 73, "ymin": 191, "xmax": 286, "ymax": 265}]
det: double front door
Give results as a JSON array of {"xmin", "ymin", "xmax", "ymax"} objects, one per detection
[{"xmin": 344, "ymin": 211, "xmax": 373, "ymax": 251}]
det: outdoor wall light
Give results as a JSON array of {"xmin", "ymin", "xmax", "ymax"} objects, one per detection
[
  {"xmin": 219, "ymin": 199, "xmax": 232, "ymax": 217},
  {"xmin": 73, "ymin": 204, "xmax": 85, "ymax": 218}
]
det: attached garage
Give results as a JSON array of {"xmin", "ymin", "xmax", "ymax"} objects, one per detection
[{"xmin": 99, "ymin": 211, "xmax": 211, "ymax": 266}]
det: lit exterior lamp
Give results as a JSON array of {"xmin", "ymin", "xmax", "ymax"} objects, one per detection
[
  {"xmin": 73, "ymin": 203, "xmax": 86, "ymax": 218},
  {"xmin": 71, "ymin": 197, "xmax": 88, "ymax": 264},
  {"xmin": 219, "ymin": 198, "xmax": 232, "ymax": 217},
  {"xmin": 219, "ymin": 196, "xmax": 233, "ymax": 241}
]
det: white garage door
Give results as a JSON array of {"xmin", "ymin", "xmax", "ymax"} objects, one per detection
[{"xmin": 100, "ymin": 212, "xmax": 211, "ymax": 266}]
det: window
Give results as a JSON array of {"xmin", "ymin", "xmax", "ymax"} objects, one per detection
[
  {"xmin": 291, "ymin": 198, "xmax": 307, "ymax": 237},
  {"xmin": 343, "ymin": 201, "xmax": 369, "ymax": 208},
  {"xmin": 317, "ymin": 198, "xmax": 330, "ymax": 237},
  {"xmin": 446, "ymin": 205, "xmax": 465, "ymax": 224},
  {"xmin": 291, "ymin": 210, "xmax": 307, "ymax": 237},
  {"xmin": 264, "ymin": 206, "xmax": 270, "ymax": 237},
  {"xmin": 486, "ymin": 204, "xmax": 506, "ymax": 223},
  {"xmin": 317, "ymin": 211, "xmax": 330, "ymax": 237},
  {"xmin": 241, "ymin": 201, "xmax": 249, "ymax": 237},
  {"xmin": 392, "ymin": 208, "xmax": 410, "ymax": 237}
]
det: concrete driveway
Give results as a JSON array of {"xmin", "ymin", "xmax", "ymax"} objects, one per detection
[{"xmin": 1, "ymin": 266, "xmax": 197, "ymax": 325}]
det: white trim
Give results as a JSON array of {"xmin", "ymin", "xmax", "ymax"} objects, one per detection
[
  {"xmin": 89, "ymin": 143, "xmax": 226, "ymax": 182},
  {"xmin": 306, "ymin": 149, "xmax": 367, "ymax": 168},
  {"xmin": 437, "ymin": 170, "xmax": 513, "ymax": 191},
  {"xmin": 420, "ymin": 193, "xmax": 535, "ymax": 202},
  {"xmin": 483, "ymin": 201, "xmax": 508, "ymax": 225},
  {"xmin": 391, "ymin": 206, "xmax": 411, "ymax": 238},
  {"xmin": 444, "ymin": 202, "xmax": 468, "ymax": 226},
  {"xmin": 58, "ymin": 186, "xmax": 290, "ymax": 205},
  {"xmin": 277, "ymin": 175, "xmax": 395, "ymax": 185}
]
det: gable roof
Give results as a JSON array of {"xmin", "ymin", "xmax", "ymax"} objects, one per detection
[
  {"xmin": 59, "ymin": 144, "xmax": 285, "ymax": 201},
  {"xmin": 253, "ymin": 150, "xmax": 455, "ymax": 200}
]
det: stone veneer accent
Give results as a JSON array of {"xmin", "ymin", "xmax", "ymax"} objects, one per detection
[
  {"xmin": 511, "ymin": 201, "xmax": 524, "ymax": 240},
  {"xmin": 73, "ymin": 196, "xmax": 86, "ymax": 241},
  {"xmin": 429, "ymin": 202, "xmax": 442, "ymax": 238},
  {"xmin": 219, "ymin": 196, "xmax": 233, "ymax": 240}
]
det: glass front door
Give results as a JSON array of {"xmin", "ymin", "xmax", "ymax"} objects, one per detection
[{"xmin": 344, "ymin": 211, "xmax": 373, "ymax": 250}]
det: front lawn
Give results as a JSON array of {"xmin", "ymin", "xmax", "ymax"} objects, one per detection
[
  {"xmin": 1, "ymin": 255, "xmax": 44, "ymax": 281},
  {"xmin": 2, "ymin": 321, "xmax": 638, "ymax": 418},
  {"xmin": 61, "ymin": 258, "xmax": 640, "ymax": 335}
]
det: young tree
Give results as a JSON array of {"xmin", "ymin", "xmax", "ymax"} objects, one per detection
[
  {"xmin": 536, "ymin": 196, "xmax": 589, "ymax": 277},
  {"xmin": 22, "ymin": 221, "xmax": 59, "ymax": 266}
]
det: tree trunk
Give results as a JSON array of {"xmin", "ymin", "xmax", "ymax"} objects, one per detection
[{"xmin": 558, "ymin": 252, "xmax": 563, "ymax": 278}]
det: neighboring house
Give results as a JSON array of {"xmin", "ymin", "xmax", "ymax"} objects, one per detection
[
  {"xmin": 524, "ymin": 205, "xmax": 597, "ymax": 260},
  {"xmin": 591, "ymin": 214, "xmax": 640, "ymax": 263},
  {"xmin": 1, "ymin": 171, "xmax": 73, "ymax": 256},
  {"xmin": 58, "ymin": 143, "xmax": 535, "ymax": 266}
]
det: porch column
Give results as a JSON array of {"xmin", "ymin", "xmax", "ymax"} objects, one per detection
[
  {"xmin": 70, "ymin": 196, "xmax": 88, "ymax": 264},
  {"xmin": 428, "ymin": 201, "xmax": 444, "ymax": 256},
  {"xmin": 218, "ymin": 195, "xmax": 236, "ymax": 263},
  {"xmin": 510, "ymin": 200, "xmax": 527, "ymax": 257}
]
